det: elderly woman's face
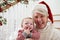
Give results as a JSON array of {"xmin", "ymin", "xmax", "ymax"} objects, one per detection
[{"xmin": 33, "ymin": 12, "xmax": 48, "ymax": 29}]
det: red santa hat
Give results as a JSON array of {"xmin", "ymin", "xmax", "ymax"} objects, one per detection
[{"xmin": 33, "ymin": 1, "xmax": 53, "ymax": 23}]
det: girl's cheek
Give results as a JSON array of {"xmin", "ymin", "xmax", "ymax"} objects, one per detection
[{"xmin": 24, "ymin": 27, "xmax": 28, "ymax": 30}]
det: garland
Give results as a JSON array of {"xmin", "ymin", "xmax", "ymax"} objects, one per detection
[
  {"xmin": 0, "ymin": 0, "xmax": 39, "ymax": 12},
  {"xmin": 0, "ymin": 0, "xmax": 14, "ymax": 12}
]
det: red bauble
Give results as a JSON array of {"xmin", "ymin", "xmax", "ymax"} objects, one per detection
[
  {"xmin": 0, "ymin": 21, "xmax": 2, "ymax": 26},
  {"xmin": 0, "ymin": 7, "xmax": 3, "ymax": 12}
]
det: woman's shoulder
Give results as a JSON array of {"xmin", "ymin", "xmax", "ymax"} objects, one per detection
[
  {"xmin": 52, "ymin": 28, "xmax": 60, "ymax": 37},
  {"xmin": 51, "ymin": 28, "xmax": 60, "ymax": 40},
  {"xmin": 53, "ymin": 28, "xmax": 60, "ymax": 33}
]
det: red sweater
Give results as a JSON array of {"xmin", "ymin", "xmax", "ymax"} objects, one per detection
[{"xmin": 16, "ymin": 29, "xmax": 40, "ymax": 40}]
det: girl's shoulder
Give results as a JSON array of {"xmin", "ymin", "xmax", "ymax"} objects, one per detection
[{"xmin": 18, "ymin": 30, "xmax": 24, "ymax": 33}]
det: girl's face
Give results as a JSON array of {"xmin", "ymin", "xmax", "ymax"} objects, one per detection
[{"xmin": 22, "ymin": 18, "xmax": 34, "ymax": 31}]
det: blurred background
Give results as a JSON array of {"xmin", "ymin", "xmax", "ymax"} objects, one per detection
[{"xmin": 0, "ymin": 0, "xmax": 60, "ymax": 40}]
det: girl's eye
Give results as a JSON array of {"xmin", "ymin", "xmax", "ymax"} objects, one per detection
[{"xmin": 25, "ymin": 23, "xmax": 28, "ymax": 24}]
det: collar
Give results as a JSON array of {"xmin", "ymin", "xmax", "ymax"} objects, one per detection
[{"xmin": 38, "ymin": 22, "xmax": 53, "ymax": 33}]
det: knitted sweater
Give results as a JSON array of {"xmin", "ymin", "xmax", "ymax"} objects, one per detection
[{"xmin": 38, "ymin": 23, "xmax": 60, "ymax": 40}]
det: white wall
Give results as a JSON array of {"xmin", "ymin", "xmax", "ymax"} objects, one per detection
[
  {"xmin": 0, "ymin": 0, "xmax": 60, "ymax": 40},
  {"xmin": 44, "ymin": 0, "xmax": 60, "ymax": 14}
]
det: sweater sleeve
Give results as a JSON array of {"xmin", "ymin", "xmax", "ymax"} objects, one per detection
[{"xmin": 16, "ymin": 30, "xmax": 25, "ymax": 40}]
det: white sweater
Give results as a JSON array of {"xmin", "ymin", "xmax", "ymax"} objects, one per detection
[
  {"xmin": 38, "ymin": 23, "xmax": 60, "ymax": 40},
  {"xmin": 8, "ymin": 23, "xmax": 60, "ymax": 40}
]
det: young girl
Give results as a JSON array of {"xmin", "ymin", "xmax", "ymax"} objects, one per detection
[{"xmin": 16, "ymin": 17, "xmax": 40, "ymax": 40}]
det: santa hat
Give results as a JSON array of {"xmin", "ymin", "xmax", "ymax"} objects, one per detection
[{"xmin": 33, "ymin": 1, "xmax": 53, "ymax": 23}]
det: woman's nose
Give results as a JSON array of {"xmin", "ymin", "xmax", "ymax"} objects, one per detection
[{"xmin": 37, "ymin": 18, "xmax": 41, "ymax": 21}]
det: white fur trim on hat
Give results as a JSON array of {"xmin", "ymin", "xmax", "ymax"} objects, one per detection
[{"xmin": 33, "ymin": 4, "xmax": 49, "ymax": 16}]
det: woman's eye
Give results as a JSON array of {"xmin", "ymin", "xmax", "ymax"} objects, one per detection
[
  {"xmin": 41, "ymin": 16, "xmax": 43, "ymax": 17},
  {"xmin": 41, "ymin": 15, "xmax": 45, "ymax": 17}
]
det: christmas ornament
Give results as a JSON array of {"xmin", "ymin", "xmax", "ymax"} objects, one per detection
[
  {"xmin": 24, "ymin": 0, "xmax": 28, "ymax": 4},
  {"xmin": 0, "ymin": 5, "xmax": 3, "ymax": 12},
  {"xmin": 0, "ymin": 16, "xmax": 7, "ymax": 26},
  {"xmin": 0, "ymin": 21, "xmax": 2, "ymax": 26},
  {"xmin": 0, "ymin": 0, "xmax": 14, "ymax": 12}
]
